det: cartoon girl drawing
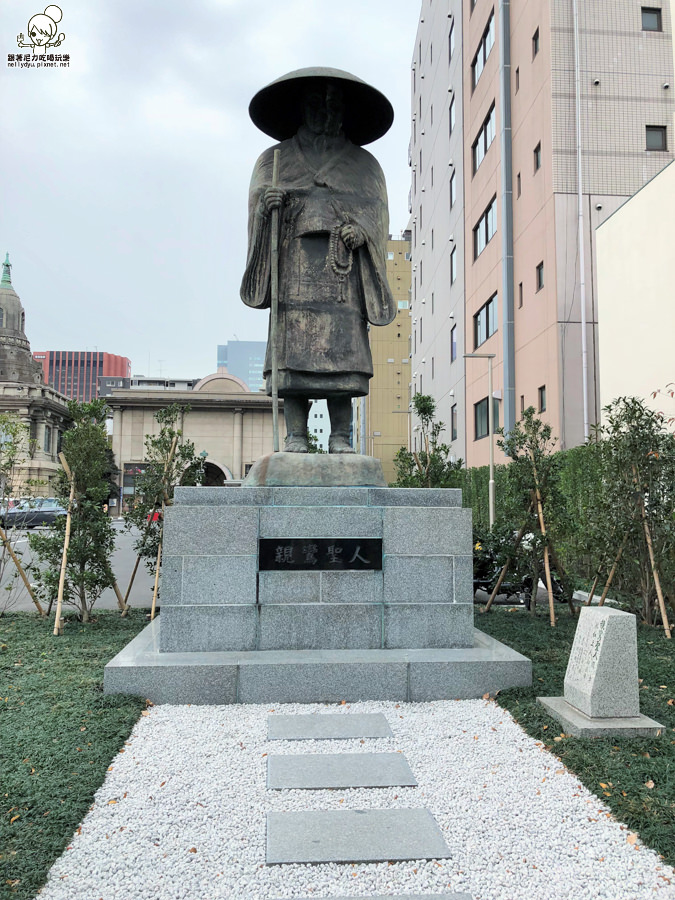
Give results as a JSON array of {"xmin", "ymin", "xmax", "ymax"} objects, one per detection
[{"xmin": 17, "ymin": 5, "xmax": 65, "ymax": 51}]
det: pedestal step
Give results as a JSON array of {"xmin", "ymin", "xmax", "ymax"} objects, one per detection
[{"xmin": 104, "ymin": 619, "xmax": 532, "ymax": 705}]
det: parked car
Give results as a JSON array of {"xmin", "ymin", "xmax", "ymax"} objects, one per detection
[{"xmin": 1, "ymin": 497, "xmax": 67, "ymax": 529}]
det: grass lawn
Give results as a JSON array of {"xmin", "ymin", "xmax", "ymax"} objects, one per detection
[
  {"xmin": 1, "ymin": 607, "xmax": 674, "ymax": 899},
  {"xmin": 479, "ymin": 606, "xmax": 675, "ymax": 866},
  {"xmin": 1, "ymin": 611, "xmax": 148, "ymax": 900}
]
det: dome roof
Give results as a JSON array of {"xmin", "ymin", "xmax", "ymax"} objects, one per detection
[{"xmin": 0, "ymin": 254, "xmax": 44, "ymax": 384}]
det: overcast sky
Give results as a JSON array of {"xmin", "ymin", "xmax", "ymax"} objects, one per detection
[{"xmin": 0, "ymin": 0, "xmax": 421, "ymax": 380}]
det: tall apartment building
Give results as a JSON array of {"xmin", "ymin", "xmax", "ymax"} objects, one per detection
[
  {"xmin": 411, "ymin": 0, "xmax": 674, "ymax": 466},
  {"xmin": 33, "ymin": 351, "xmax": 131, "ymax": 402},
  {"xmin": 355, "ymin": 234, "xmax": 413, "ymax": 482},
  {"xmin": 216, "ymin": 340, "xmax": 267, "ymax": 392}
]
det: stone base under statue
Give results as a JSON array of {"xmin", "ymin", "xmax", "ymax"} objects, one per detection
[
  {"xmin": 244, "ymin": 452, "xmax": 387, "ymax": 487},
  {"xmin": 103, "ymin": 483, "xmax": 531, "ymax": 704}
]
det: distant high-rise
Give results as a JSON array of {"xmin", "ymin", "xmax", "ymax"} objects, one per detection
[
  {"xmin": 411, "ymin": 0, "xmax": 675, "ymax": 465},
  {"xmin": 354, "ymin": 234, "xmax": 413, "ymax": 481},
  {"xmin": 33, "ymin": 351, "xmax": 131, "ymax": 401},
  {"xmin": 217, "ymin": 341, "xmax": 267, "ymax": 392}
]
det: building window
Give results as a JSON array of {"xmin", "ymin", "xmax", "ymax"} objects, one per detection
[
  {"xmin": 471, "ymin": 11, "xmax": 495, "ymax": 89},
  {"xmin": 646, "ymin": 125, "xmax": 667, "ymax": 150},
  {"xmin": 534, "ymin": 141, "xmax": 542, "ymax": 171},
  {"xmin": 473, "ymin": 196, "xmax": 497, "ymax": 259},
  {"xmin": 387, "ymin": 251, "xmax": 394, "ymax": 260},
  {"xmin": 518, "ymin": 281, "xmax": 523, "ymax": 308},
  {"xmin": 450, "ymin": 245, "xmax": 457, "ymax": 283},
  {"xmin": 517, "ymin": 172, "xmax": 521, "ymax": 196},
  {"xmin": 538, "ymin": 384, "xmax": 547, "ymax": 412},
  {"xmin": 449, "ymin": 96, "xmax": 456, "ymax": 135},
  {"xmin": 431, "ymin": 292, "xmax": 435, "ymax": 314},
  {"xmin": 449, "ymin": 170, "xmax": 456, "ymax": 207},
  {"xmin": 451, "ymin": 404, "xmax": 458, "ymax": 441},
  {"xmin": 532, "ymin": 27, "xmax": 540, "ymax": 57},
  {"xmin": 475, "ymin": 396, "xmax": 500, "ymax": 439},
  {"xmin": 451, "ymin": 324, "xmax": 457, "ymax": 362},
  {"xmin": 474, "ymin": 292, "xmax": 498, "ymax": 347},
  {"xmin": 536, "ymin": 261, "xmax": 544, "ymax": 291},
  {"xmin": 405, "ymin": 252, "xmax": 411, "ymax": 261},
  {"xmin": 449, "ymin": 19, "xmax": 455, "ymax": 59},
  {"xmin": 520, "ymin": 394, "xmax": 525, "ymax": 417},
  {"xmin": 642, "ymin": 7, "xmax": 662, "ymax": 31},
  {"xmin": 432, "ymin": 357, "xmax": 435, "ymax": 378},
  {"xmin": 44, "ymin": 426, "xmax": 51, "ymax": 454},
  {"xmin": 0, "ymin": 308, "xmax": 3, "ymax": 328},
  {"xmin": 475, "ymin": 398, "xmax": 489, "ymax": 439},
  {"xmin": 472, "ymin": 102, "xmax": 496, "ymax": 173},
  {"xmin": 515, "ymin": 66, "xmax": 520, "ymax": 92},
  {"xmin": 419, "ymin": 317, "xmax": 423, "ymax": 342},
  {"xmin": 419, "ymin": 259, "xmax": 423, "ymax": 285}
]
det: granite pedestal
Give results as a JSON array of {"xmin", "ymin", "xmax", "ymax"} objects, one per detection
[{"xmin": 104, "ymin": 483, "xmax": 532, "ymax": 703}]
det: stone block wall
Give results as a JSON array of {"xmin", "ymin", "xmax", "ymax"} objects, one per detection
[{"xmin": 159, "ymin": 487, "xmax": 473, "ymax": 653}]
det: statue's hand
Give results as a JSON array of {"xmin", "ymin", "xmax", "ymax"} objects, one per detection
[
  {"xmin": 340, "ymin": 223, "xmax": 365, "ymax": 250},
  {"xmin": 263, "ymin": 187, "xmax": 286, "ymax": 213}
]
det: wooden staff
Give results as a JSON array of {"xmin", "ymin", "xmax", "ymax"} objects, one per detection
[
  {"xmin": 632, "ymin": 465, "xmax": 671, "ymax": 638},
  {"xmin": 53, "ymin": 453, "xmax": 75, "ymax": 636},
  {"xmin": 0, "ymin": 522, "xmax": 44, "ymax": 616},
  {"xmin": 270, "ymin": 148, "xmax": 281, "ymax": 453},
  {"xmin": 529, "ymin": 450, "xmax": 556, "ymax": 627}
]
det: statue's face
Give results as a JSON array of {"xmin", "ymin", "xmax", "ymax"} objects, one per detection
[{"xmin": 302, "ymin": 83, "xmax": 344, "ymax": 136}]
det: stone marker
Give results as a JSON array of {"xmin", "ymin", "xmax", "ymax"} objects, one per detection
[
  {"xmin": 538, "ymin": 607, "xmax": 664, "ymax": 737},
  {"xmin": 267, "ymin": 712, "xmax": 393, "ymax": 740},
  {"xmin": 266, "ymin": 808, "xmax": 451, "ymax": 864},
  {"xmin": 267, "ymin": 752, "xmax": 417, "ymax": 789}
]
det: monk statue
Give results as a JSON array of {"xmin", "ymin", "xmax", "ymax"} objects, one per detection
[{"xmin": 241, "ymin": 67, "xmax": 396, "ymax": 453}]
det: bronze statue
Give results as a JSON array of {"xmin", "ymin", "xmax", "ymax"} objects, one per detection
[{"xmin": 241, "ymin": 67, "xmax": 396, "ymax": 453}]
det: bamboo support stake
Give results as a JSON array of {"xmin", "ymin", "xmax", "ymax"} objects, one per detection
[
  {"xmin": 150, "ymin": 529, "xmax": 162, "ymax": 621},
  {"xmin": 632, "ymin": 464, "xmax": 671, "ymax": 638},
  {"xmin": 585, "ymin": 572, "xmax": 600, "ymax": 606},
  {"xmin": 0, "ymin": 522, "xmax": 44, "ymax": 616},
  {"xmin": 112, "ymin": 580, "xmax": 129, "ymax": 616},
  {"xmin": 529, "ymin": 452, "xmax": 556, "ymax": 626},
  {"xmin": 124, "ymin": 555, "xmax": 141, "ymax": 605},
  {"xmin": 123, "ymin": 434, "xmax": 178, "ymax": 608},
  {"xmin": 53, "ymin": 453, "xmax": 75, "ymax": 636},
  {"xmin": 483, "ymin": 506, "xmax": 533, "ymax": 613},
  {"xmin": 597, "ymin": 533, "xmax": 629, "ymax": 606}
]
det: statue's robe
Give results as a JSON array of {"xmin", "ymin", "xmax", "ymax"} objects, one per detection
[{"xmin": 240, "ymin": 127, "xmax": 396, "ymax": 396}]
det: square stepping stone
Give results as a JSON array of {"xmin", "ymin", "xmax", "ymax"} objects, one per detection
[
  {"xmin": 267, "ymin": 752, "xmax": 417, "ymax": 789},
  {"xmin": 267, "ymin": 712, "xmax": 393, "ymax": 741},
  {"xmin": 266, "ymin": 808, "xmax": 451, "ymax": 864}
]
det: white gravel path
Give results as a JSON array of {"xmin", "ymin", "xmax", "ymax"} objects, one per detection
[{"xmin": 37, "ymin": 700, "xmax": 675, "ymax": 900}]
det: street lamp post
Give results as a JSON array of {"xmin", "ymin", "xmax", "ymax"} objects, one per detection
[{"xmin": 464, "ymin": 352, "xmax": 497, "ymax": 530}]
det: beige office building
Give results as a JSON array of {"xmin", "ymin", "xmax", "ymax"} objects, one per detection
[
  {"xmin": 108, "ymin": 371, "xmax": 280, "ymax": 508},
  {"xmin": 596, "ymin": 159, "xmax": 675, "ymax": 415},
  {"xmin": 412, "ymin": 0, "xmax": 674, "ymax": 466},
  {"xmin": 355, "ymin": 235, "xmax": 412, "ymax": 482}
]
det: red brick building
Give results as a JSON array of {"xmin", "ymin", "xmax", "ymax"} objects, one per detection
[{"xmin": 32, "ymin": 351, "xmax": 131, "ymax": 402}]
